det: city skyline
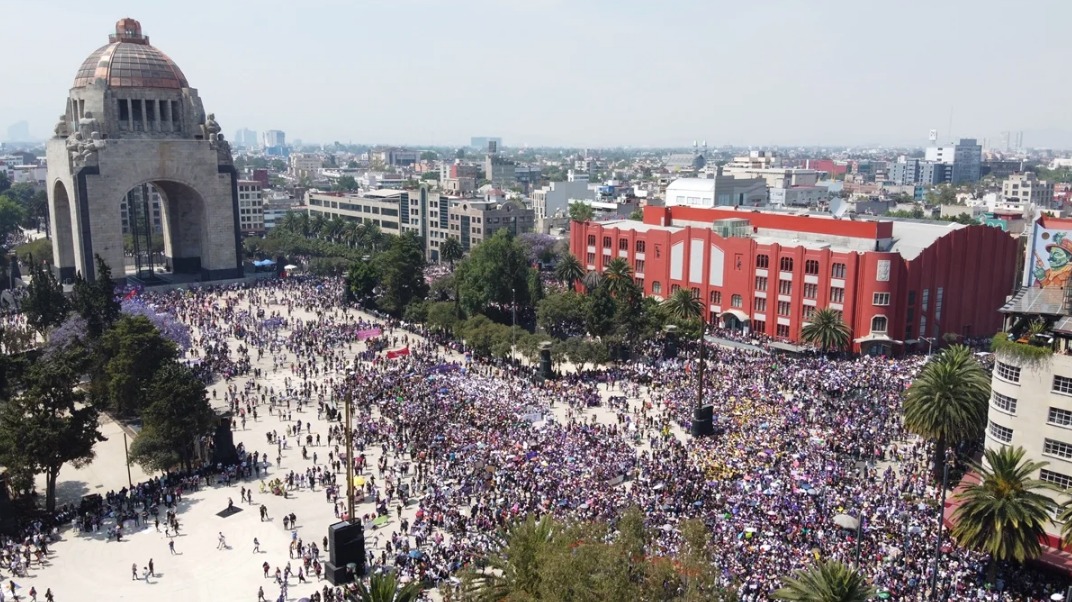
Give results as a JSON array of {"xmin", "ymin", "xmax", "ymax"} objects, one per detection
[{"xmin": 3, "ymin": 0, "xmax": 1072, "ymax": 148}]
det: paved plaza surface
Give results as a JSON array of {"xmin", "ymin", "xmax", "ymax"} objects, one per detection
[{"xmin": 15, "ymin": 291, "xmax": 648, "ymax": 601}]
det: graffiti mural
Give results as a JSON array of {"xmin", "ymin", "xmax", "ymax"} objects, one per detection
[{"xmin": 1030, "ymin": 226, "xmax": 1072, "ymax": 287}]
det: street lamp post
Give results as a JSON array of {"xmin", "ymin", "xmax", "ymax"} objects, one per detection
[
  {"xmin": 929, "ymin": 449, "xmax": 955, "ymax": 599},
  {"xmin": 344, "ymin": 370, "xmax": 355, "ymax": 524}
]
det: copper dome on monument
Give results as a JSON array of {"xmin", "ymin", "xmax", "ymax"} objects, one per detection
[{"xmin": 72, "ymin": 18, "xmax": 189, "ymax": 90}]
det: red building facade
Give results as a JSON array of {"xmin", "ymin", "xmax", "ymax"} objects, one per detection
[{"xmin": 569, "ymin": 206, "xmax": 1019, "ymax": 354}]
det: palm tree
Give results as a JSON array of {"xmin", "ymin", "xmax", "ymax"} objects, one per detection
[
  {"xmin": 582, "ymin": 270, "xmax": 603, "ymax": 293},
  {"xmin": 568, "ymin": 202, "xmax": 595, "ymax": 223},
  {"xmin": 602, "ymin": 257, "xmax": 634, "ymax": 298},
  {"xmin": 349, "ymin": 572, "xmax": 423, "ymax": 602},
  {"xmin": 310, "ymin": 214, "xmax": 327, "ymax": 239},
  {"xmin": 662, "ymin": 288, "xmax": 712, "ymax": 437},
  {"xmin": 554, "ymin": 253, "xmax": 584, "ymax": 289},
  {"xmin": 799, "ymin": 307, "xmax": 851, "ymax": 354},
  {"xmin": 440, "ymin": 236, "xmax": 464, "ymax": 270},
  {"xmin": 462, "ymin": 515, "xmax": 556, "ymax": 602},
  {"xmin": 772, "ymin": 560, "xmax": 875, "ymax": 602},
  {"xmin": 903, "ymin": 344, "xmax": 991, "ymax": 480},
  {"xmin": 952, "ymin": 445, "xmax": 1057, "ymax": 577}
]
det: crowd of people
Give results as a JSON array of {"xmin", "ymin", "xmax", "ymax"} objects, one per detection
[{"xmin": 40, "ymin": 274, "xmax": 1069, "ymax": 601}]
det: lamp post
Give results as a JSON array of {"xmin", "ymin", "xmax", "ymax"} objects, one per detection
[
  {"xmin": 344, "ymin": 370, "xmax": 355, "ymax": 523},
  {"xmin": 929, "ymin": 448, "xmax": 955, "ymax": 600}
]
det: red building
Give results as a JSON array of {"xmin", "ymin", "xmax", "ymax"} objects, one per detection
[{"xmin": 570, "ymin": 205, "xmax": 1019, "ymax": 354}]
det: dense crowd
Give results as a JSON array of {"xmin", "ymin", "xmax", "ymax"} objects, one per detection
[{"xmin": 103, "ymin": 275, "xmax": 1072, "ymax": 601}]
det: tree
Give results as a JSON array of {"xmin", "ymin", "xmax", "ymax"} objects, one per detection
[
  {"xmin": 22, "ymin": 259, "xmax": 69, "ymax": 336},
  {"xmin": 585, "ymin": 284, "xmax": 617, "ymax": 337},
  {"xmin": 71, "ymin": 255, "xmax": 120, "ymax": 339},
  {"xmin": 420, "ymin": 151, "xmax": 439, "ymax": 162},
  {"xmin": 517, "ymin": 232, "xmax": 558, "ymax": 265},
  {"xmin": 0, "ymin": 194, "xmax": 25, "ymax": 242},
  {"xmin": 537, "ymin": 292, "xmax": 587, "ymax": 339},
  {"xmin": 952, "ymin": 446, "xmax": 1057, "ymax": 575},
  {"xmin": 799, "ymin": 308, "xmax": 851, "ymax": 354},
  {"xmin": 462, "ymin": 514, "xmax": 556, "ymax": 602},
  {"xmin": 439, "ymin": 237, "xmax": 464, "ymax": 270},
  {"xmin": 554, "ymin": 253, "xmax": 584, "ymax": 289},
  {"xmin": 129, "ymin": 363, "xmax": 217, "ymax": 472},
  {"xmin": 903, "ymin": 344, "xmax": 991, "ymax": 480},
  {"xmin": 350, "ymin": 572, "xmax": 423, "ymax": 602},
  {"xmin": 375, "ymin": 232, "xmax": 428, "ymax": 316},
  {"xmin": 0, "ymin": 172, "xmax": 8, "ymax": 194},
  {"xmin": 336, "ymin": 175, "xmax": 358, "ymax": 191},
  {"xmin": 426, "ymin": 301, "xmax": 459, "ymax": 333},
  {"xmin": 628, "ymin": 209, "xmax": 643, "ymax": 221},
  {"xmin": 94, "ymin": 315, "xmax": 179, "ymax": 416},
  {"xmin": 455, "ymin": 229, "xmax": 531, "ymax": 315},
  {"xmin": 344, "ymin": 261, "xmax": 379, "ymax": 303},
  {"xmin": 602, "ymin": 257, "xmax": 634, "ymax": 298},
  {"xmin": 0, "ymin": 351, "xmax": 104, "ymax": 511},
  {"xmin": 662, "ymin": 289, "xmax": 708, "ymax": 430},
  {"xmin": 772, "ymin": 560, "xmax": 875, "ymax": 602},
  {"xmin": 568, "ymin": 202, "xmax": 595, "ymax": 223}
]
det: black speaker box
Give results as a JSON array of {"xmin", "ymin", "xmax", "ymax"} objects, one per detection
[
  {"xmin": 690, "ymin": 405, "xmax": 714, "ymax": 437},
  {"xmin": 328, "ymin": 520, "xmax": 366, "ymax": 570}
]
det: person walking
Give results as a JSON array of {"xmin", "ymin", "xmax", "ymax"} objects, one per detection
[
  {"xmin": 131, "ymin": 563, "xmax": 138, "ymax": 580},
  {"xmin": 168, "ymin": 540, "xmax": 176, "ymax": 555},
  {"xmin": 257, "ymin": 585, "xmax": 266, "ymax": 602},
  {"xmin": 217, "ymin": 532, "xmax": 227, "ymax": 550},
  {"xmin": 253, "ymin": 537, "xmax": 261, "ymax": 553},
  {"xmin": 148, "ymin": 559, "xmax": 154, "ymax": 577}
]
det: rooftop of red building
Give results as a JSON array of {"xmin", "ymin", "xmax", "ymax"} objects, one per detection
[{"xmin": 590, "ymin": 205, "xmax": 975, "ymax": 259}]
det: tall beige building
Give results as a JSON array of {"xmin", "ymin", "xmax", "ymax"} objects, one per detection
[
  {"xmin": 1003, "ymin": 172, "xmax": 1055, "ymax": 209},
  {"xmin": 987, "ymin": 285, "xmax": 1072, "ymax": 530}
]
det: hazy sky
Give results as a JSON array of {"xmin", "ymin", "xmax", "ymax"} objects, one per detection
[{"xmin": 3, "ymin": 0, "xmax": 1072, "ymax": 148}]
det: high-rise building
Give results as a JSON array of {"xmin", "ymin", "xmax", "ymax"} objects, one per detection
[
  {"xmin": 889, "ymin": 157, "xmax": 947, "ymax": 187},
  {"xmin": 5, "ymin": 121, "xmax": 30, "ymax": 142},
  {"xmin": 470, "ymin": 136, "xmax": 502, "ymax": 150},
  {"xmin": 263, "ymin": 130, "xmax": 287, "ymax": 156},
  {"xmin": 233, "ymin": 128, "xmax": 258, "ymax": 149},
  {"xmin": 237, "ymin": 180, "xmax": 264, "ymax": 234},
  {"xmin": 925, "ymin": 138, "xmax": 982, "ymax": 184}
]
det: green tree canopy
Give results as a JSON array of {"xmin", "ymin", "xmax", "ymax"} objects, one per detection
[
  {"xmin": 568, "ymin": 202, "xmax": 595, "ymax": 223},
  {"xmin": 773, "ymin": 560, "xmax": 875, "ymax": 602},
  {"xmin": 439, "ymin": 236, "xmax": 464, "ymax": 269},
  {"xmin": 71, "ymin": 255, "xmax": 120, "ymax": 339},
  {"xmin": 456, "ymin": 229, "xmax": 532, "ymax": 315},
  {"xmin": 375, "ymin": 232, "xmax": 428, "ymax": 316},
  {"xmin": 0, "ymin": 350, "xmax": 104, "ymax": 511},
  {"xmin": 336, "ymin": 175, "xmax": 358, "ymax": 191},
  {"xmin": 129, "ymin": 363, "xmax": 217, "ymax": 472},
  {"xmin": 799, "ymin": 308, "xmax": 851, "ymax": 353},
  {"xmin": 903, "ymin": 344, "xmax": 991, "ymax": 479},
  {"xmin": 22, "ymin": 260, "xmax": 70, "ymax": 336},
  {"xmin": 93, "ymin": 315, "xmax": 179, "ymax": 416},
  {"xmin": 344, "ymin": 260, "xmax": 379, "ymax": 303},
  {"xmin": 554, "ymin": 253, "xmax": 584, "ymax": 288},
  {"xmin": 0, "ymin": 194, "xmax": 26, "ymax": 242},
  {"xmin": 952, "ymin": 445, "xmax": 1057, "ymax": 570}
]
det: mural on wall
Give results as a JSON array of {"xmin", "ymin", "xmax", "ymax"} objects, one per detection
[{"xmin": 1030, "ymin": 226, "xmax": 1072, "ymax": 287}]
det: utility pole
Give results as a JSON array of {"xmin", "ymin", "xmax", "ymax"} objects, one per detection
[
  {"xmin": 123, "ymin": 431, "xmax": 133, "ymax": 488},
  {"xmin": 344, "ymin": 371, "xmax": 355, "ymax": 523}
]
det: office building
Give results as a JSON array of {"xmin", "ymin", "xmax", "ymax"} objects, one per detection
[
  {"xmin": 470, "ymin": 137, "xmax": 502, "ymax": 150},
  {"xmin": 889, "ymin": 157, "xmax": 947, "ymax": 187},
  {"xmin": 289, "ymin": 154, "xmax": 321, "ymax": 179},
  {"xmin": 570, "ymin": 204, "xmax": 1018, "ymax": 354},
  {"xmin": 485, "ymin": 154, "xmax": 516, "ymax": 188},
  {"xmin": 263, "ymin": 130, "xmax": 287, "ymax": 156},
  {"xmin": 237, "ymin": 180, "xmax": 264, "ymax": 234},
  {"xmin": 531, "ymin": 179, "xmax": 594, "ymax": 232},
  {"xmin": 6, "ymin": 121, "xmax": 30, "ymax": 143},
  {"xmin": 925, "ymin": 138, "xmax": 982, "ymax": 184},
  {"xmin": 233, "ymin": 128, "xmax": 258, "ymax": 149},
  {"xmin": 305, "ymin": 188, "xmax": 533, "ymax": 261},
  {"xmin": 119, "ymin": 183, "xmax": 163, "ymax": 234},
  {"xmin": 1003, "ymin": 172, "xmax": 1055, "ymax": 209}
]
